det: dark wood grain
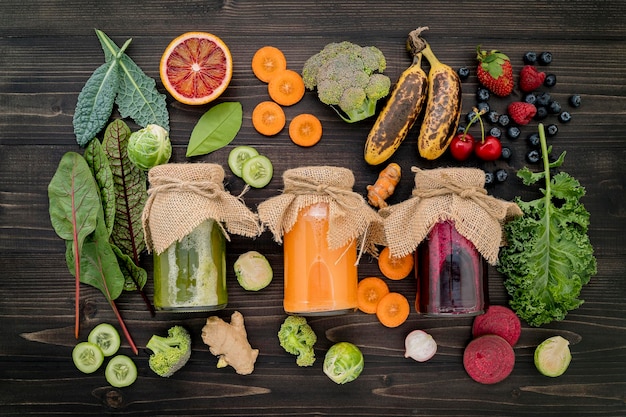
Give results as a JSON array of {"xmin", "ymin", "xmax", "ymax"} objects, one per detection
[{"xmin": 1, "ymin": 0, "xmax": 625, "ymax": 415}]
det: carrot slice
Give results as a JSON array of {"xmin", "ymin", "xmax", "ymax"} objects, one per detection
[
  {"xmin": 252, "ymin": 46, "xmax": 287, "ymax": 83},
  {"xmin": 376, "ymin": 292, "xmax": 410, "ymax": 328},
  {"xmin": 252, "ymin": 101, "xmax": 286, "ymax": 136},
  {"xmin": 357, "ymin": 277, "xmax": 389, "ymax": 314},
  {"xmin": 268, "ymin": 69, "xmax": 305, "ymax": 106},
  {"xmin": 378, "ymin": 246, "xmax": 414, "ymax": 280},
  {"xmin": 289, "ymin": 113, "xmax": 323, "ymax": 147}
]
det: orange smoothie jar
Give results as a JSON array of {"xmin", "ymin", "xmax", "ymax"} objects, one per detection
[{"xmin": 283, "ymin": 202, "xmax": 358, "ymax": 315}]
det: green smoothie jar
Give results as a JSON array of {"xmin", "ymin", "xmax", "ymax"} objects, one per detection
[{"xmin": 142, "ymin": 163, "xmax": 261, "ymax": 312}]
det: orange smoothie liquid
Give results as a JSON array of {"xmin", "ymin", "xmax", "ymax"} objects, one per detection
[{"xmin": 283, "ymin": 202, "xmax": 358, "ymax": 315}]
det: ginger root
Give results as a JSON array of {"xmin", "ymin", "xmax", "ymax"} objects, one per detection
[
  {"xmin": 367, "ymin": 162, "xmax": 401, "ymax": 209},
  {"xmin": 201, "ymin": 311, "xmax": 259, "ymax": 375}
]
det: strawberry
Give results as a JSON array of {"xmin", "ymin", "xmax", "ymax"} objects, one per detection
[
  {"xmin": 476, "ymin": 46, "xmax": 514, "ymax": 97},
  {"xmin": 519, "ymin": 65, "xmax": 546, "ymax": 92},
  {"xmin": 507, "ymin": 102, "xmax": 537, "ymax": 125}
]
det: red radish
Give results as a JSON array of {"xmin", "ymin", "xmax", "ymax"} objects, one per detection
[
  {"xmin": 463, "ymin": 335, "xmax": 515, "ymax": 384},
  {"xmin": 472, "ymin": 305, "xmax": 521, "ymax": 347}
]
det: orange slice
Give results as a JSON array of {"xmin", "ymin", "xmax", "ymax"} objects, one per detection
[{"xmin": 160, "ymin": 32, "xmax": 233, "ymax": 105}]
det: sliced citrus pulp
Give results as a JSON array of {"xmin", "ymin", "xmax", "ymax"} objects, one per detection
[{"xmin": 160, "ymin": 31, "xmax": 233, "ymax": 105}]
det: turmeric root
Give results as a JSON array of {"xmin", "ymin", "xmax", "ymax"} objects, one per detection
[
  {"xmin": 201, "ymin": 311, "xmax": 259, "ymax": 375},
  {"xmin": 367, "ymin": 162, "xmax": 401, "ymax": 208}
]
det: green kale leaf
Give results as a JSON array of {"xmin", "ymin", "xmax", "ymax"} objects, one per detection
[{"xmin": 497, "ymin": 124, "xmax": 597, "ymax": 327}]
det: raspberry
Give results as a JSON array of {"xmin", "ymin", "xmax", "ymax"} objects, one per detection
[
  {"xmin": 519, "ymin": 65, "xmax": 546, "ymax": 93},
  {"xmin": 507, "ymin": 102, "xmax": 537, "ymax": 125}
]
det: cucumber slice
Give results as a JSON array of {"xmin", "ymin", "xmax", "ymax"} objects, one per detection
[
  {"xmin": 72, "ymin": 342, "xmax": 105, "ymax": 374},
  {"xmin": 88, "ymin": 323, "xmax": 121, "ymax": 357},
  {"xmin": 228, "ymin": 146, "xmax": 259, "ymax": 178},
  {"xmin": 241, "ymin": 154, "xmax": 273, "ymax": 188},
  {"xmin": 105, "ymin": 355, "xmax": 138, "ymax": 387}
]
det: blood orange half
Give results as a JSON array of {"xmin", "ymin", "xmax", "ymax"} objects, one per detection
[{"xmin": 160, "ymin": 32, "xmax": 233, "ymax": 105}]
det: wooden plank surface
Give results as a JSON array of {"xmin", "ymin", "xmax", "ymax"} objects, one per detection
[{"xmin": 1, "ymin": 0, "xmax": 625, "ymax": 415}]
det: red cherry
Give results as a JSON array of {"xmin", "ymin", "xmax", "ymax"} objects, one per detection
[
  {"xmin": 474, "ymin": 135, "xmax": 502, "ymax": 161},
  {"xmin": 449, "ymin": 132, "xmax": 475, "ymax": 161}
]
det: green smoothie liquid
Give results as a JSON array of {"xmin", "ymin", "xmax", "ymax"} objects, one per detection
[{"xmin": 153, "ymin": 219, "xmax": 227, "ymax": 311}]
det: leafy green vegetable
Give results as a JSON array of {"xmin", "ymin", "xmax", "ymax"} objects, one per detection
[
  {"xmin": 112, "ymin": 244, "xmax": 148, "ymax": 292},
  {"xmin": 186, "ymin": 102, "xmax": 243, "ymax": 157},
  {"xmin": 73, "ymin": 29, "xmax": 169, "ymax": 147},
  {"xmin": 73, "ymin": 62, "xmax": 121, "ymax": 147},
  {"xmin": 84, "ymin": 138, "xmax": 116, "ymax": 237},
  {"xmin": 101, "ymin": 119, "xmax": 147, "ymax": 264},
  {"xmin": 127, "ymin": 124, "xmax": 172, "ymax": 170},
  {"xmin": 48, "ymin": 152, "xmax": 101, "ymax": 338},
  {"xmin": 498, "ymin": 124, "xmax": 597, "ymax": 327}
]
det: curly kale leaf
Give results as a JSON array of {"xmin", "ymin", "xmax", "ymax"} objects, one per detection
[{"xmin": 497, "ymin": 125, "xmax": 596, "ymax": 327}]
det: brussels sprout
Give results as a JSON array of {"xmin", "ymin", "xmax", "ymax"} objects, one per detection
[
  {"xmin": 323, "ymin": 342, "xmax": 364, "ymax": 384},
  {"xmin": 127, "ymin": 124, "xmax": 172, "ymax": 170},
  {"xmin": 234, "ymin": 251, "xmax": 273, "ymax": 291},
  {"xmin": 534, "ymin": 335, "xmax": 571, "ymax": 377}
]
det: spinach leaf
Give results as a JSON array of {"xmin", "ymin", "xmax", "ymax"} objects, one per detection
[
  {"xmin": 48, "ymin": 152, "xmax": 102, "ymax": 337},
  {"xmin": 186, "ymin": 102, "xmax": 243, "ymax": 157},
  {"xmin": 101, "ymin": 120, "xmax": 147, "ymax": 264},
  {"xmin": 112, "ymin": 244, "xmax": 148, "ymax": 292}
]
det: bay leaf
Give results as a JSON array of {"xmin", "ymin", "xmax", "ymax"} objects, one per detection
[{"xmin": 186, "ymin": 102, "xmax": 243, "ymax": 157}]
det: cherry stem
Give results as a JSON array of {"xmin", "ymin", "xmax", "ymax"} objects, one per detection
[{"xmin": 462, "ymin": 107, "xmax": 486, "ymax": 143}]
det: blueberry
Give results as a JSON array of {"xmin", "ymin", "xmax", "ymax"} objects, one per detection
[
  {"xmin": 466, "ymin": 110, "xmax": 478, "ymax": 124},
  {"xmin": 536, "ymin": 92, "xmax": 552, "ymax": 107},
  {"xmin": 489, "ymin": 126, "xmax": 502, "ymax": 139},
  {"xmin": 484, "ymin": 170, "xmax": 495, "ymax": 185},
  {"xmin": 526, "ymin": 149, "xmax": 541, "ymax": 163},
  {"xmin": 477, "ymin": 101, "xmax": 490, "ymax": 114},
  {"xmin": 495, "ymin": 168, "xmax": 509, "ymax": 182},
  {"xmin": 487, "ymin": 111, "xmax": 500, "ymax": 124},
  {"xmin": 457, "ymin": 125, "xmax": 467, "ymax": 133},
  {"xmin": 523, "ymin": 51, "xmax": 538, "ymax": 64},
  {"xmin": 527, "ymin": 132, "xmax": 540, "ymax": 147},
  {"xmin": 569, "ymin": 94, "xmax": 582, "ymax": 107},
  {"xmin": 534, "ymin": 106, "xmax": 549, "ymax": 120},
  {"xmin": 507, "ymin": 126, "xmax": 521, "ymax": 140},
  {"xmin": 546, "ymin": 123, "xmax": 559, "ymax": 136},
  {"xmin": 477, "ymin": 87, "xmax": 490, "ymax": 102},
  {"xmin": 559, "ymin": 111, "xmax": 572, "ymax": 123},
  {"xmin": 548, "ymin": 100, "xmax": 562, "ymax": 114},
  {"xmin": 524, "ymin": 93, "xmax": 537, "ymax": 105},
  {"xmin": 498, "ymin": 114, "xmax": 511, "ymax": 127},
  {"xmin": 539, "ymin": 51, "xmax": 553, "ymax": 65},
  {"xmin": 544, "ymin": 74, "xmax": 557, "ymax": 87},
  {"xmin": 457, "ymin": 67, "xmax": 470, "ymax": 80},
  {"xmin": 501, "ymin": 146, "xmax": 512, "ymax": 159}
]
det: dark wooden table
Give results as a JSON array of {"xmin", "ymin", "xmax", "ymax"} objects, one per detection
[{"xmin": 2, "ymin": 1, "xmax": 625, "ymax": 415}]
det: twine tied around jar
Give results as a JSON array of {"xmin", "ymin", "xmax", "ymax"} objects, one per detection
[
  {"xmin": 380, "ymin": 167, "xmax": 522, "ymax": 265},
  {"xmin": 142, "ymin": 163, "xmax": 262, "ymax": 255},
  {"xmin": 257, "ymin": 166, "xmax": 386, "ymax": 260}
]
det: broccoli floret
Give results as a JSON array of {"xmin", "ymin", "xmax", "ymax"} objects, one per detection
[
  {"xmin": 146, "ymin": 325, "xmax": 191, "ymax": 378},
  {"xmin": 302, "ymin": 41, "xmax": 391, "ymax": 123},
  {"xmin": 278, "ymin": 315, "xmax": 317, "ymax": 367}
]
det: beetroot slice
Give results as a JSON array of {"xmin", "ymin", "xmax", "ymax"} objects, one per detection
[
  {"xmin": 463, "ymin": 335, "xmax": 515, "ymax": 384},
  {"xmin": 472, "ymin": 305, "xmax": 521, "ymax": 346}
]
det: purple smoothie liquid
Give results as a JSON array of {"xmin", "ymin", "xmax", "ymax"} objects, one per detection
[{"xmin": 416, "ymin": 220, "xmax": 486, "ymax": 316}]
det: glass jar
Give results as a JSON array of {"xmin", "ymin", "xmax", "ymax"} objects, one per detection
[
  {"xmin": 415, "ymin": 220, "xmax": 487, "ymax": 316},
  {"xmin": 153, "ymin": 219, "xmax": 227, "ymax": 312},
  {"xmin": 283, "ymin": 202, "xmax": 358, "ymax": 315}
]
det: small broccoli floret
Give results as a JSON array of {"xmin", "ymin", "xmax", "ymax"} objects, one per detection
[
  {"xmin": 278, "ymin": 315, "xmax": 317, "ymax": 367},
  {"xmin": 146, "ymin": 325, "xmax": 191, "ymax": 378},
  {"xmin": 302, "ymin": 41, "xmax": 391, "ymax": 123}
]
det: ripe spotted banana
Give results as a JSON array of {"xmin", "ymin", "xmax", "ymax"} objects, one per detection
[
  {"xmin": 364, "ymin": 53, "xmax": 428, "ymax": 166},
  {"xmin": 417, "ymin": 42, "xmax": 462, "ymax": 160}
]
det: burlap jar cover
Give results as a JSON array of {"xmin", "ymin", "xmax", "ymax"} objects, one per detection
[
  {"xmin": 257, "ymin": 166, "xmax": 385, "ymax": 257},
  {"xmin": 142, "ymin": 163, "xmax": 261, "ymax": 255},
  {"xmin": 380, "ymin": 167, "xmax": 522, "ymax": 265}
]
